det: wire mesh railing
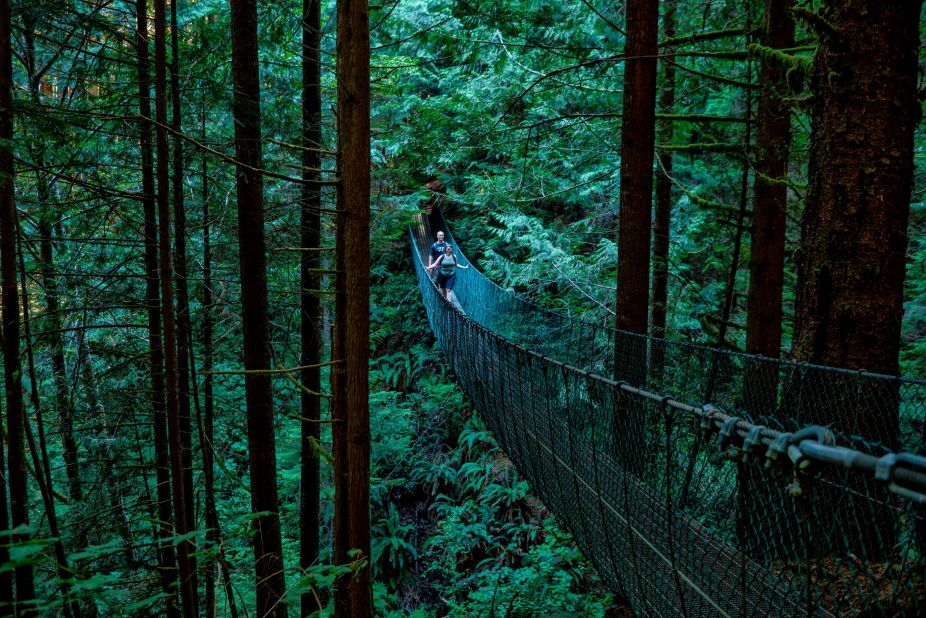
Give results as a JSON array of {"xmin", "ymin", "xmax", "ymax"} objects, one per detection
[{"xmin": 412, "ymin": 209, "xmax": 926, "ymax": 616}]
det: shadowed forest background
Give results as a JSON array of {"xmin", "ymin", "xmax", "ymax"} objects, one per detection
[{"xmin": 1, "ymin": 0, "xmax": 926, "ymax": 616}]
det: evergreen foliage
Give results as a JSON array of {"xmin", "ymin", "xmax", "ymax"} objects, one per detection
[{"xmin": 1, "ymin": 0, "xmax": 924, "ymax": 614}]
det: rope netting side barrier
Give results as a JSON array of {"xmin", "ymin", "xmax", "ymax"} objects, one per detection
[{"xmin": 411, "ymin": 210, "xmax": 926, "ymax": 616}]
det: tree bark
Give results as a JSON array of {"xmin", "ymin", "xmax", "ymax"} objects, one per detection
[
  {"xmin": 169, "ymin": 2, "xmax": 197, "ymax": 598},
  {"xmin": 616, "ymin": 0, "xmax": 658, "ymax": 347},
  {"xmin": 229, "ymin": 0, "xmax": 289, "ymax": 614},
  {"xmin": 744, "ymin": 0, "xmax": 793, "ymax": 414},
  {"xmin": 792, "ymin": 0, "xmax": 920, "ymax": 443},
  {"xmin": 333, "ymin": 0, "xmax": 372, "ymax": 614},
  {"xmin": 301, "ymin": 0, "xmax": 324, "ymax": 615},
  {"xmin": 0, "ymin": 0, "xmax": 35, "ymax": 615},
  {"xmin": 153, "ymin": 0, "xmax": 196, "ymax": 613},
  {"xmin": 135, "ymin": 0, "xmax": 179, "ymax": 612},
  {"xmin": 738, "ymin": 0, "xmax": 796, "ymax": 560},
  {"xmin": 789, "ymin": 0, "xmax": 922, "ymax": 559},
  {"xmin": 613, "ymin": 0, "xmax": 658, "ymax": 479},
  {"xmin": 0, "ymin": 0, "xmax": 37, "ymax": 610}
]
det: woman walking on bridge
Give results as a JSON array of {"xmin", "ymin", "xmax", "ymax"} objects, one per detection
[{"xmin": 429, "ymin": 243, "xmax": 468, "ymax": 306}]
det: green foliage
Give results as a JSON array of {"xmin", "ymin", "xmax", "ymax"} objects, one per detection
[
  {"xmin": 372, "ymin": 504, "xmax": 418, "ymax": 578},
  {"xmin": 445, "ymin": 529, "xmax": 611, "ymax": 617},
  {"xmin": 5, "ymin": 0, "xmax": 925, "ymax": 614}
]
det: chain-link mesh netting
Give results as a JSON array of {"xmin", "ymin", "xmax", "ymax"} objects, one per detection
[{"xmin": 412, "ymin": 209, "xmax": 926, "ymax": 616}]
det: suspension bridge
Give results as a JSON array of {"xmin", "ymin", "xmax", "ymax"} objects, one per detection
[{"xmin": 411, "ymin": 209, "xmax": 926, "ymax": 616}]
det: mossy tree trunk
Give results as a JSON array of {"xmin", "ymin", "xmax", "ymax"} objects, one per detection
[
  {"xmin": 789, "ymin": 0, "xmax": 922, "ymax": 559},
  {"xmin": 793, "ymin": 0, "xmax": 920, "ymax": 445}
]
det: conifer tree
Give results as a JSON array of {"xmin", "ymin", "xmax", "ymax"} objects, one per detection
[
  {"xmin": 1, "ymin": 0, "xmax": 37, "ymax": 610},
  {"xmin": 333, "ymin": 0, "xmax": 372, "ymax": 613},
  {"xmin": 229, "ymin": 0, "xmax": 289, "ymax": 613}
]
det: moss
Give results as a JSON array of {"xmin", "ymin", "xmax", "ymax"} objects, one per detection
[
  {"xmin": 748, "ymin": 43, "xmax": 811, "ymax": 93},
  {"xmin": 790, "ymin": 6, "xmax": 839, "ymax": 40}
]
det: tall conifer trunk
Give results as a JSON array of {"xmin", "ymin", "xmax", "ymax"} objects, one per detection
[
  {"xmin": 616, "ymin": 0, "xmax": 658, "ymax": 346},
  {"xmin": 333, "ymin": 0, "xmax": 372, "ymax": 614},
  {"xmin": 136, "ymin": 0, "xmax": 180, "ymax": 612},
  {"xmin": 738, "ymin": 0, "xmax": 795, "ymax": 560},
  {"xmin": 790, "ymin": 0, "xmax": 921, "ymax": 558},
  {"xmin": 745, "ymin": 0, "xmax": 793, "ymax": 412},
  {"xmin": 229, "ymin": 0, "xmax": 289, "ymax": 614},
  {"xmin": 613, "ymin": 0, "xmax": 658, "ymax": 478},
  {"xmin": 17, "ymin": 232, "xmax": 82, "ymax": 618},
  {"xmin": 0, "ymin": 0, "xmax": 37, "ymax": 608},
  {"xmin": 153, "ymin": 0, "xmax": 195, "ymax": 612},
  {"xmin": 0, "ymin": 7, "xmax": 11, "ymax": 598},
  {"xmin": 300, "ymin": 0, "xmax": 324, "ymax": 615},
  {"xmin": 794, "ymin": 0, "xmax": 920, "ymax": 442},
  {"xmin": 169, "ymin": 1, "xmax": 197, "ymax": 595}
]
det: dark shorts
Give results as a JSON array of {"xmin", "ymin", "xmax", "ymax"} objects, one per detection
[{"xmin": 437, "ymin": 273, "xmax": 456, "ymax": 290}]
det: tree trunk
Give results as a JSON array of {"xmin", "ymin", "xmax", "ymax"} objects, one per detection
[
  {"xmin": 301, "ymin": 0, "xmax": 324, "ymax": 615},
  {"xmin": 0, "ymin": 17, "xmax": 10, "ymax": 589},
  {"xmin": 0, "ymin": 0, "xmax": 35, "ymax": 616},
  {"xmin": 229, "ymin": 0, "xmax": 289, "ymax": 614},
  {"xmin": 76, "ymin": 331, "xmax": 135, "ymax": 571},
  {"xmin": 706, "ymin": 28, "xmax": 753, "ymax": 404},
  {"xmin": 153, "ymin": 0, "xmax": 196, "ymax": 613},
  {"xmin": 790, "ymin": 0, "xmax": 922, "ymax": 558},
  {"xmin": 333, "ymin": 0, "xmax": 372, "ymax": 614},
  {"xmin": 649, "ymin": 0, "xmax": 676, "ymax": 387},
  {"xmin": 744, "ymin": 0, "xmax": 793, "ymax": 414},
  {"xmin": 0, "ymin": 0, "xmax": 37, "ymax": 610},
  {"xmin": 616, "ymin": 0, "xmax": 658, "ymax": 349},
  {"xmin": 613, "ymin": 0, "xmax": 658, "ymax": 479},
  {"xmin": 0, "ymin": 398, "xmax": 11, "ymax": 618},
  {"xmin": 793, "ymin": 0, "xmax": 920, "ymax": 443},
  {"xmin": 169, "ymin": 2, "xmax": 197, "ymax": 597},
  {"xmin": 738, "ymin": 0, "xmax": 795, "ymax": 561},
  {"xmin": 134, "ymin": 0, "xmax": 179, "ymax": 612}
]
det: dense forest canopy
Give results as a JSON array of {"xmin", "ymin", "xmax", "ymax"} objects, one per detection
[{"xmin": 1, "ymin": 0, "xmax": 925, "ymax": 616}]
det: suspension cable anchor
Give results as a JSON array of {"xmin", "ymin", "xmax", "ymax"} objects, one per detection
[
  {"xmin": 875, "ymin": 453, "xmax": 926, "ymax": 505},
  {"xmin": 718, "ymin": 416, "xmax": 741, "ymax": 452},
  {"xmin": 741, "ymin": 425, "xmax": 766, "ymax": 461},
  {"xmin": 787, "ymin": 425, "xmax": 836, "ymax": 470},
  {"xmin": 765, "ymin": 432, "xmax": 792, "ymax": 469}
]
